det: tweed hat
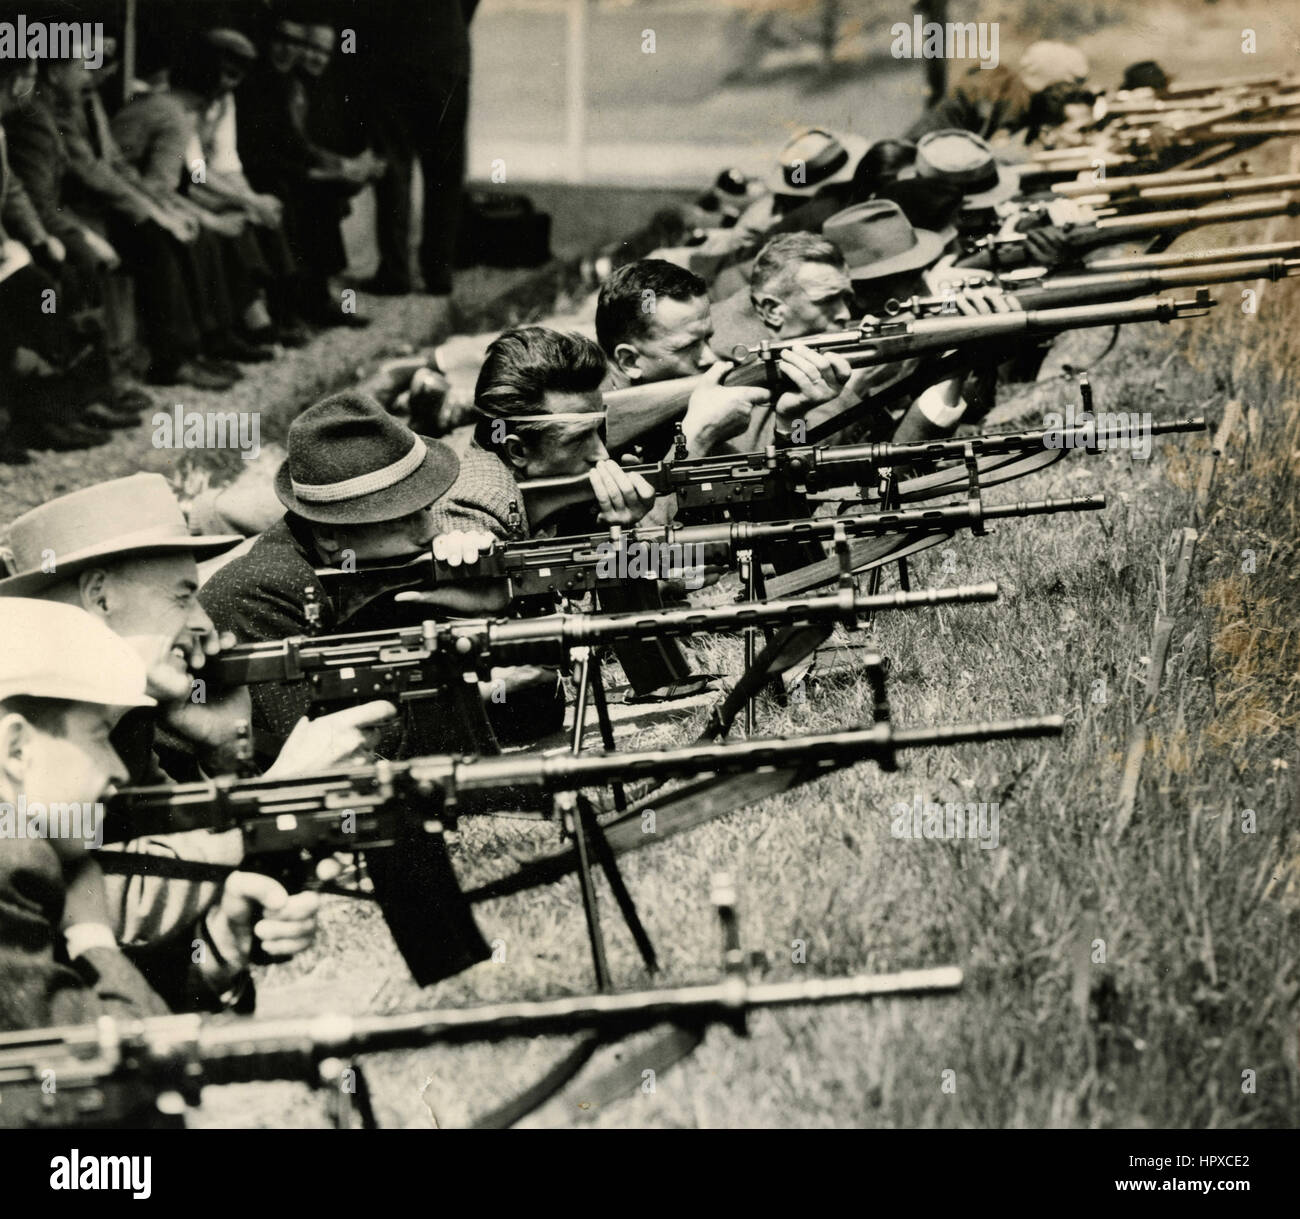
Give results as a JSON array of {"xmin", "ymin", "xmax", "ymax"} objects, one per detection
[
  {"xmin": 822, "ymin": 199, "xmax": 946, "ymax": 281},
  {"xmin": 0, "ymin": 475, "xmax": 242, "ymax": 598},
  {"xmin": 900, "ymin": 130, "xmax": 1019, "ymax": 208},
  {"xmin": 274, "ymin": 391, "xmax": 460, "ymax": 525},
  {"xmin": 769, "ymin": 128, "xmax": 870, "ymax": 197}
]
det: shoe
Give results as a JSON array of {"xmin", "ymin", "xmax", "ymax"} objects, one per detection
[
  {"xmin": 84, "ymin": 401, "xmax": 142, "ymax": 429},
  {"xmin": 301, "ymin": 305, "xmax": 372, "ymax": 329},
  {"xmin": 27, "ymin": 419, "xmax": 111, "ymax": 451},
  {"xmin": 355, "ymin": 273, "xmax": 412, "ymax": 296},
  {"xmin": 111, "ymin": 382, "xmax": 154, "ymax": 413},
  {"xmin": 194, "ymin": 354, "xmax": 244, "ymax": 380},
  {"xmin": 208, "ymin": 334, "xmax": 276, "ymax": 363},
  {"xmin": 148, "ymin": 360, "xmax": 237, "ymax": 391},
  {"xmin": 245, "ymin": 323, "xmax": 310, "ymax": 349}
]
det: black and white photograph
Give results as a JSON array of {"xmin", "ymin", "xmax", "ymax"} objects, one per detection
[{"xmin": 0, "ymin": 0, "xmax": 1295, "ymax": 1189}]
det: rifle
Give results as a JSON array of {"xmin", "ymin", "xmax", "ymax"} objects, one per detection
[
  {"xmin": 207, "ymin": 582, "xmax": 1000, "ymax": 704},
  {"xmin": 604, "ymin": 293, "xmax": 1212, "ymax": 451},
  {"xmin": 1098, "ymin": 90, "xmax": 1300, "ymax": 117},
  {"xmin": 892, "ymin": 258, "xmax": 1298, "ymax": 317},
  {"xmin": 1095, "ymin": 172, "xmax": 1300, "ymax": 211},
  {"xmin": 521, "ymin": 419, "xmax": 1205, "ymax": 528},
  {"xmin": 101, "ymin": 705, "xmax": 1060, "ymax": 994},
  {"xmin": 1049, "ymin": 165, "xmax": 1253, "ymax": 199},
  {"xmin": 970, "ymin": 195, "xmax": 1300, "ymax": 269},
  {"xmin": 1081, "ymin": 240, "xmax": 1300, "ymax": 271},
  {"xmin": 415, "ymin": 492, "xmax": 1106, "ymax": 600},
  {"xmin": 104, "ymin": 712, "xmax": 1063, "ymax": 849},
  {"xmin": 0, "ymin": 888, "xmax": 964, "ymax": 1129},
  {"xmin": 1161, "ymin": 71, "xmax": 1297, "ymax": 98}
]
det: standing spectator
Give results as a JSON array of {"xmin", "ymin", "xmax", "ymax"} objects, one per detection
[{"xmin": 356, "ymin": 0, "xmax": 476, "ymax": 302}]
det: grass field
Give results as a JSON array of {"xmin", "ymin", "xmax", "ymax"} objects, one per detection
[{"xmin": 187, "ymin": 118, "xmax": 1300, "ymax": 1127}]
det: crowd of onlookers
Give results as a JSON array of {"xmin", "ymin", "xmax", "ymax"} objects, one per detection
[{"xmin": 0, "ymin": 1, "xmax": 476, "ymax": 463}]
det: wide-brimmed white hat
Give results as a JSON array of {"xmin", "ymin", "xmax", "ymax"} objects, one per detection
[{"xmin": 0, "ymin": 599, "xmax": 154, "ymax": 708}]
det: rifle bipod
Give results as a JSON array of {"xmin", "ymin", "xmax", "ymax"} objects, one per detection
[{"xmin": 564, "ymin": 645, "xmax": 659, "ymax": 987}]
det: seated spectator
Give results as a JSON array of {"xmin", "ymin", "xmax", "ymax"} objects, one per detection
[
  {"xmin": 26, "ymin": 52, "xmax": 250, "ymax": 391},
  {"xmin": 168, "ymin": 30, "xmax": 320, "ymax": 336},
  {"xmin": 0, "ymin": 57, "xmax": 113, "ymax": 456}
]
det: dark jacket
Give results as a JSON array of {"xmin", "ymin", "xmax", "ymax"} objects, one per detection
[
  {"xmin": 3, "ymin": 91, "xmax": 83, "ymax": 241},
  {"xmin": 199, "ymin": 514, "xmax": 337, "ymax": 744},
  {"xmin": 428, "ymin": 428, "xmax": 531, "ymax": 542},
  {"xmin": 110, "ymin": 89, "xmax": 193, "ymax": 195},
  {"xmin": 0, "ymin": 838, "xmax": 170, "ymax": 1032},
  {"xmin": 1, "ymin": 103, "xmax": 64, "ymax": 245}
]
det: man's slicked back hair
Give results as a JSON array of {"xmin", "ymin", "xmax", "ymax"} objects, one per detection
[
  {"xmin": 473, "ymin": 326, "xmax": 607, "ymax": 447},
  {"xmin": 750, "ymin": 233, "xmax": 847, "ymax": 297},
  {"xmin": 595, "ymin": 259, "xmax": 708, "ymax": 355}
]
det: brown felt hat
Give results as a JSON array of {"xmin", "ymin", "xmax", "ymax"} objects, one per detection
[{"xmin": 822, "ymin": 199, "xmax": 946, "ymax": 282}]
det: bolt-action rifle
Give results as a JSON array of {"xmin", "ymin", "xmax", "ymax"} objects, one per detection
[
  {"xmin": 890, "ymin": 258, "xmax": 1297, "ymax": 317},
  {"xmin": 968, "ymin": 196, "xmax": 1300, "ymax": 269},
  {"xmin": 602, "ymin": 292, "xmax": 1213, "ymax": 451}
]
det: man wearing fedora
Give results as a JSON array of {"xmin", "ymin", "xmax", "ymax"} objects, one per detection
[
  {"xmin": 700, "ymin": 128, "xmax": 871, "ymax": 266},
  {"xmin": 820, "ymin": 198, "xmax": 1011, "ymax": 443},
  {"xmin": 0, "ymin": 598, "xmax": 320, "ymax": 1033},
  {"xmin": 0, "ymin": 472, "xmax": 389, "ymax": 950},
  {"xmin": 200, "ymin": 392, "xmax": 507, "ymax": 748}
]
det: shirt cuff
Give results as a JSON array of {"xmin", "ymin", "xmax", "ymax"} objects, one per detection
[{"xmin": 64, "ymin": 922, "xmax": 119, "ymax": 960}]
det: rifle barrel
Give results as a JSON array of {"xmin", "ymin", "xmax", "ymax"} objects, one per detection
[
  {"xmin": 210, "ymin": 582, "xmax": 1002, "ymax": 688},
  {"xmin": 0, "ymin": 966, "xmax": 964, "ymax": 1100},
  {"xmin": 107, "ymin": 715, "xmax": 1065, "ymax": 838},
  {"xmin": 1122, "ymin": 173, "xmax": 1300, "ymax": 205},
  {"xmin": 1051, "ymin": 166, "xmax": 1246, "ymax": 199},
  {"xmin": 1084, "ymin": 241, "xmax": 1300, "ymax": 271}
]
